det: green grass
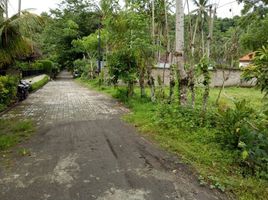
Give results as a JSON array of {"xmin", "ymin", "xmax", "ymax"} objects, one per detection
[
  {"xmin": 0, "ymin": 119, "xmax": 35, "ymax": 151},
  {"xmin": 77, "ymin": 78, "xmax": 268, "ymax": 200},
  {"xmin": 29, "ymin": 75, "xmax": 50, "ymax": 92}
]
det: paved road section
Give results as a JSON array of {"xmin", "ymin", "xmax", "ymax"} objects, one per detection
[{"xmin": 0, "ymin": 71, "xmax": 226, "ymax": 200}]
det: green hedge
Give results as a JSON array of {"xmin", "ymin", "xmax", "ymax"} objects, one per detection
[
  {"xmin": 18, "ymin": 59, "xmax": 59, "ymax": 77},
  {"xmin": 29, "ymin": 75, "xmax": 50, "ymax": 92}
]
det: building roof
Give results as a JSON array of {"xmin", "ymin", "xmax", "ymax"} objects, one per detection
[{"xmin": 239, "ymin": 52, "xmax": 255, "ymax": 62}]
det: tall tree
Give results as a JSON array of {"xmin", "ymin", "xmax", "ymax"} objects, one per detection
[
  {"xmin": 40, "ymin": 0, "xmax": 99, "ymax": 69},
  {"xmin": 175, "ymin": 0, "xmax": 188, "ymax": 106}
]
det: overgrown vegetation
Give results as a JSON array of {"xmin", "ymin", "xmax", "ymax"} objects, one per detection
[
  {"xmin": 0, "ymin": 119, "xmax": 34, "ymax": 151},
  {"xmin": 0, "ymin": 75, "xmax": 18, "ymax": 111}
]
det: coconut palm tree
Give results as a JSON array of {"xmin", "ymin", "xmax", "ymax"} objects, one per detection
[
  {"xmin": 175, "ymin": 0, "xmax": 188, "ymax": 106},
  {"xmin": 192, "ymin": 0, "xmax": 209, "ymax": 55},
  {"xmin": 0, "ymin": 11, "xmax": 43, "ymax": 68}
]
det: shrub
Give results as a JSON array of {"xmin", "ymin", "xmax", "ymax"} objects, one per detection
[
  {"xmin": 154, "ymin": 103, "xmax": 216, "ymax": 130},
  {"xmin": 107, "ymin": 49, "xmax": 138, "ymax": 97},
  {"xmin": 0, "ymin": 75, "xmax": 18, "ymax": 111},
  {"xmin": 73, "ymin": 59, "xmax": 90, "ymax": 76},
  {"xmin": 37, "ymin": 60, "xmax": 54, "ymax": 75},
  {"xmin": 243, "ymin": 46, "xmax": 268, "ymax": 96},
  {"xmin": 17, "ymin": 60, "xmax": 56, "ymax": 77},
  {"xmin": 216, "ymin": 99, "xmax": 268, "ymax": 179},
  {"xmin": 31, "ymin": 62, "xmax": 43, "ymax": 70}
]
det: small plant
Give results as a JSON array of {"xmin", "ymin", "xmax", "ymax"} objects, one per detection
[
  {"xmin": 207, "ymin": 175, "xmax": 226, "ymax": 192},
  {"xmin": 18, "ymin": 148, "xmax": 31, "ymax": 156}
]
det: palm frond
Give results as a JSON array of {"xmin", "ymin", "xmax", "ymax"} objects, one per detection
[{"xmin": 0, "ymin": 11, "xmax": 43, "ymax": 68}]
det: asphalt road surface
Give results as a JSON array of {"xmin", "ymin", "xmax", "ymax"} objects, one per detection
[{"xmin": 0, "ymin": 71, "xmax": 227, "ymax": 200}]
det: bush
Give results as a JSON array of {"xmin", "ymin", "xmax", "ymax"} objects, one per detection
[
  {"xmin": 17, "ymin": 60, "xmax": 56, "ymax": 77},
  {"xmin": 0, "ymin": 75, "xmax": 18, "ymax": 111},
  {"xmin": 37, "ymin": 60, "xmax": 54, "ymax": 75},
  {"xmin": 154, "ymin": 103, "xmax": 216, "ymax": 130},
  {"xmin": 216, "ymin": 100, "xmax": 268, "ymax": 179}
]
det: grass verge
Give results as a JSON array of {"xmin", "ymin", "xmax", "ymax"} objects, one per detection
[
  {"xmin": 77, "ymin": 78, "xmax": 268, "ymax": 200},
  {"xmin": 0, "ymin": 119, "xmax": 35, "ymax": 151},
  {"xmin": 29, "ymin": 75, "xmax": 50, "ymax": 92}
]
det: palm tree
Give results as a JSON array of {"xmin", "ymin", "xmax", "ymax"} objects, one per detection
[
  {"xmin": 192, "ymin": 0, "xmax": 209, "ymax": 55},
  {"xmin": 0, "ymin": 11, "xmax": 42, "ymax": 69},
  {"xmin": 175, "ymin": 0, "xmax": 188, "ymax": 106}
]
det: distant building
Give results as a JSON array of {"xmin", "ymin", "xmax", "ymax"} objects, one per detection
[{"xmin": 239, "ymin": 52, "xmax": 255, "ymax": 68}]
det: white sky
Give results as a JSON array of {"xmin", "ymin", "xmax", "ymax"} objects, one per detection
[{"xmin": 8, "ymin": 0, "xmax": 243, "ymax": 18}]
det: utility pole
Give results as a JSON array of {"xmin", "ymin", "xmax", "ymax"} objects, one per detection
[{"xmin": 18, "ymin": 0, "xmax": 21, "ymax": 15}]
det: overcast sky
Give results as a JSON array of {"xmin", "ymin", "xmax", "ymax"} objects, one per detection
[{"xmin": 8, "ymin": 0, "xmax": 244, "ymax": 18}]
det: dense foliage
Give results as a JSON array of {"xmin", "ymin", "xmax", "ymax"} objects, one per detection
[
  {"xmin": 0, "ymin": 11, "xmax": 43, "ymax": 68},
  {"xmin": 40, "ymin": 0, "xmax": 100, "ymax": 69},
  {"xmin": 0, "ymin": 75, "xmax": 18, "ymax": 111},
  {"xmin": 243, "ymin": 46, "xmax": 268, "ymax": 96},
  {"xmin": 217, "ymin": 100, "xmax": 268, "ymax": 179}
]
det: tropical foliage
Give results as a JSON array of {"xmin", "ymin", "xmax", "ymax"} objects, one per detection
[
  {"xmin": 1, "ymin": 0, "xmax": 268, "ymax": 199},
  {"xmin": 0, "ymin": 11, "xmax": 43, "ymax": 68}
]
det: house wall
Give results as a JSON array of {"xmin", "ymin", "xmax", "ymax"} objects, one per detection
[
  {"xmin": 152, "ymin": 68, "xmax": 256, "ymax": 87},
  {"xmin": 239, "ymin": 61, "xmax": 250, "ymax": 68},
  {"xmin": 152, "ymin": 68, "xmax": 170, "ymax": 85}
]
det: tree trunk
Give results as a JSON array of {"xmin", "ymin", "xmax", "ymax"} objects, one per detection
[
  {"xmin": 90, "ymin": 60, "xmax": 94, "ymax": 79},
  {"xmin": 169, "ymin": 62, "xmax": 175, "ymax": 103},
  {"xmin": 127, "ymin": 81, "xmax": 134, "ymax": 98},
  {"xmin": 175, "ymin": 0, "xmax": 188, "ymax": 106},
  {"xmin": 203, "ymin": 6, "xmax": 216, "ymax": 112},
  {"xmin": 163, "ymin": 0, "xmax": 171, "ymax": 85},
  {"xmin": 139, "ymin": 67, "xmax": 146, "ymax": 98},
  {"xmin": 147, "ymin": 65, "xmax": 156, "ymax": 102},
  {"xmin": 206, "ymin": 6, "xmax": 216, "ymax": 58},
  {"xmin": 202, "ymin": 80, "xmax": 210, "ymax": 113},
  {"xmin": 189, "ymin": 69, "xmax": 195, "ymax": 108},
  {"xmin": 152, "ymin": 0, "xmax": 155, "ymax": 42},
  {"xmin": 188, "ymin": 12, "xmax": 199, "ymax": 108},
  {"xmin": 149, "ymin": 0, "xmax": 156, "ymax": 102}
]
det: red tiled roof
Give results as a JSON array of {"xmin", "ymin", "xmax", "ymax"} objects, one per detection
[{"xmin": 239, "ymin": 52, "xmax": 255, "ymax": 62}]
